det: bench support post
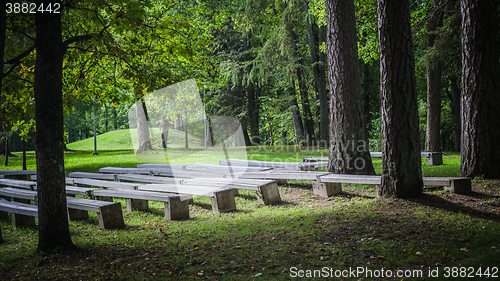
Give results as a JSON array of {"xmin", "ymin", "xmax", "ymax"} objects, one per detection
[
  {"xmin": 164, "ymin": 197, "xmax": 190, "ymax": 220},
  {"xmin": 446, "ymin": 178, "xmax": 471, "ymax": 194},
  {"xmin": 67, "ymin": 208, "xmax": 89, "ymax": 220},
  {"xmin": 97, "ymin": 203, "xmax": 124, "ymax": 229},
  {"xmin": 426, "ymin": 152, "xmax": 443, "ymax": 166},
  {"xmin": 211, "ymin": 189, "xmax": 236, "ymax": 213},
  {"xmin": 256, "ymin": 182, "xmax": 281, "ymax": 205},
  {"xmin": 125, "ymin": 199, "xmax": 149, "ymax": 212},
  {"xmin": 0, "ymin": 210, "xmax": 8, "ymax": 220},
  {"xmin": 313, "ymin": 178, "xmax": 342, "ymax": 197},
  {"xmin": 275, "ymin": 179, "xmax": 287, "ymax": 185},
  {"xmin": 11, "ymin": 213, "xmax": 36, "ymax": 228},
  {"xmin": 96, "ymin": 196, "xmax": 114, "ymax": 202}
]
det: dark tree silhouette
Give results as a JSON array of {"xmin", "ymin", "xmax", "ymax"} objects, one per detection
[{"xmin": 377, "ymin": 0, "xmax": 423, "ymax": 198}]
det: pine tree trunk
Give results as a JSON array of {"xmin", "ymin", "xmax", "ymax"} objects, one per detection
[
  {"xmin": 326, "ymin": 0, "xmax": 375, "ymax": 175},
  {"xmin": 184, "ymin": 116, "xmax": 189, "ymax": 149},
  {"xmin": 34, "ymin": 0, "xmax": 75, "ymax": 253},
  {"xmin": 304, "ymin": 0, "xmax": 329, "ymax": 146},
  {"xmin": 247, "ymin": 83, "xmax": 260, "ymax": 145},
  {"xmin": 135, "ymin": 99, "xmax": 152, "ymax": 152},
  {"xmin": 289, "ymin": 87, "xmax": 304, "ymax": 145},
  {"xmin": 297, "ymin": 70, "xmax": 315, "ymax": 145},
  {"xmin": 449, "ymin": 74, "xmax": 461, "ymax": 152},
  {"xmin": 377, "ymin": 0, "xmax": 423, "ymax": 198},
  {"xmin": 425, "ymin": 0, "xmax": 444, "ymax": 153},
  {"xmin": 113, "ymin": 106, "xmax": 118, "ymax": 130},
  {"xmin": 460, "ymin": 0, "xmax": 500, "ymax": 178}
]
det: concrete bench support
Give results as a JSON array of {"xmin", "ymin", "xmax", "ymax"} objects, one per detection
[
  {"xmin": 211, "ymin": 189, "xmax": 236, "ymax": 213},
  {"xmin": 165, "ymin": 197, "xmax": 190, "ymax": 220},
  {"xmin": 312, "ymin": 182, "xmax": 342, "ymax": 197},
  {"xmin": 98, "ymin": 203, "xmax": 125, "ymax": 229},
  {"xmin": 257, "ymin": 182, "xmax": 281, "ymax": 205},
  {"xmin": 11, "ymin": 213, "xmax": 36, "ymax": 228},
  {"xmin": 445, "ymin": 178, "xmax": 471, "ymax": 194},
  {"xmin": 426, "ymin": 152, "xmax": 443, "ymax": 166},
  {"xmin": 67, "ymin": 208, "xmax": 89, "ymax": 220},
  {"xmin": 125, "ymin": 199, "xmax": 149, "ymax": 212}
]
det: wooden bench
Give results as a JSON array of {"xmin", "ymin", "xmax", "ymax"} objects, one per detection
[
  {"xmin": 92, "ymin": 189, "xmax": 190, "ymax": 220},
  {"xmin": 219, "ymin": 159, "xmax": 301, "ymax": 170},
  {"xmin": 235, "ymin": 170, "xmax": 331, "ymax": 185},
  {"xmin": 69, "ymin": 178, "xmax": 139, "ymax": 190},
  {"xmin": 137, "ymin": 184, "xmax": 236, "ymax": 213},
  {"xmin": 0, "ymin": 170, "xmax": 36, "ymax": 180},
  {"xmin": 0, "ymin": 178, "xmax": 95, "ymax": 197},
  {"xmin": 180, "ymin": 178, "xmax": 281, "ymax": 205},
  {"xmin": 0, "ymin": 188, "xmax": 124, "ymax": 229},
  {"xmin": 67, "ymin": 172, "xmax": 118, "ymax": 181},
  {"xmin": 99, "ymin": 167, "xmax": 223, "ymax": 178},
  {"xmin": 0, "ymin": 198, "xmax": 38, "ymax": 228},
  {"xmin": 313, "ymin": 174, "xmax": 471, "ymax": 197},
  {"xmin": 302, "ymin": 151, "xmax": 443, "ymax": 166}
]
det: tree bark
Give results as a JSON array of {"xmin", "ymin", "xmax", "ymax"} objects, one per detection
[
  {"xmin": 247, "ymin": 83, "xmax": 260, "ymax": 145},
  {"xmin": 326, "ymin": 0, "xmax": 375, "ymax": 175},
  {"xmin": 184, "ymin": 116, "xmax": 189, "ymax": 149},
  {"xmin": 449, "ymin": 74, "xmax": 461, "ymax": 152},
  {"xmin": 460, "ymin": 0, "xmax": 500, "ymax": 178},
  {"xmin": 425, "ymin": 0, "xmax": 444, "ymax": 153},
  {"xmin": 135, "ymin": 99, "xmax": 152, "ymax": 152},
  {"xmin": 297, "ymin": 70, "xmax": 315, "ymax": 145},
  {"xmin": 161, "ymin": 119, "xmax": 170, "ymax": 148},
  {"xmin": 288, "ymin": 87, "xmax": 304, "ymax": 145},
  {"xmin": 34, "ymin": 0, "xmax": 75, "ymax": 253},
  {"xmin": 377, "ymin": 0, "xmax": 423, "ymax": 198}
]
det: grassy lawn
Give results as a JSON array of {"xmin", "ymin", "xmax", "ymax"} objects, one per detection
[{"xmin": 0, "ymin": 130, "xmax": 498, "ymax": 280}]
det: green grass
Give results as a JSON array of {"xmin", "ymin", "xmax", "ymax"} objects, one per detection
[{"xmin": 0, "ymin": 132, "xmax": 497, "ymax": 280}]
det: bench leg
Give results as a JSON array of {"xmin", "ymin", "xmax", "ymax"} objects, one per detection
[
  {"xmin": 0, "ymin": 211, "xmax": 8, "ymax": 220},
  {"xmin": 275, "ymin": 179, "xmax": 287, "ymax": 185},
  {"xmin": 125, "ymin": 199, "xmax": 149, "ymax": 212},
  {"xmin": 211, "ymin": 189, "xmax": 236, "ymax": 213},
  {"xmin": 67, "ymin": 208, "xmax": 89, "ymax": 220},
  {"xmin": 97, "ymin": 203, "xmax": 125, "ymax": 229},
  {"xmin": 313, "ymin": 182, "xmax": 342, "ymax": 197},
  {"xmin": 426, "ymin": 152, "xmax": 443, "ymax": 166},
  {"xmin": 11, "ymin": 214, "xmax": 36, "ymax": 228},
  {"xmin": 257, "ymin": 182, "xmax": 281, "ymax": 205},
  {"xmin": 164, "ymin": 197, "xmax": 190, "ymax": 220},
  {"xmin": 96, "ymin": 196, "xmax": 114, "ymax": 202},
  {"xmin": 445, "ymin": 178, "xmax": 471, "ymax": 195}
]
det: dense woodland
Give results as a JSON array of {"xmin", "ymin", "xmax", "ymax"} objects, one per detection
[
  {"xmin": 0, "ymin": 0, "xmax": 472, "ymax": 152},
  {"xmin": 0, "ymin": 0, "xmax": 499, "ymax": 252}
]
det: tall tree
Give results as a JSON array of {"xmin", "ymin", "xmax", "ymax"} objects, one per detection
[
  {"xmin": 34, "ymin": 0, "xmax": 75, "ymax": 253},
  {"xmin": 0, "ymin": 1, "xmax": 6, "ymax": 157},
  {"xmin": 326, "ymin": 0, "xmax": 375, "ymax": 175},
  {"xmin": 377, "ymin": 0, "xmax": 423, "ymax": 198},
  {"xmin": 425, "ymin": 0, "xmax": 444, "ymax": 153},
  {"xmin": 303, "ymin": 0, "xmax": 328, "ymax": 146},
  {"xmin": 460, "ymin": 0, "xmax": 500, "ymax": 178}
]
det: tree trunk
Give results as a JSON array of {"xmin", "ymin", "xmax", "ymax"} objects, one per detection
[
  {"xmin": 161, "ymin": 119, "xmax": 170, "ymax": 148},
  {"xmin": 326, "ymin": 0, "xmax": 375, "ymax": 175},
  {"xmin": 135, "ymin": 99, "xmax": 152, "ymax": 152},
  {"xmin": 113, "ymin": 106, "xmax": 118, "ymax": 130},
  {"xmin": 304, "ymin": 0, "xmax": 329, "ymax": 146},
  {"xmin": 247, "ymin": 83, "xmax": 260, "ymax": 145},
  {"xmin": 449, "ymin": 74, "xmax": 461, "ymax": 152},
  {"xmin": 425, "ymin": 0, "xmax": 444, "ymax": 153},
  {"xmin": 3, "ymin": 136, "xmax": 8, "ymax": 166},
  {"xmin": 22, "ymin": 140, "xmax": 27, "ymax": 170},
  {"xmin": 297, "ymin": 70, "xmax": 315, "ymax": 145},
  {"xmin": 377, "ymin": 0, "xmax": 423, "ymax": 198},
  {"xmin": 460, "ymin": 0, "xmax": 500, "ymax": 178},
  {"xmin": 184, "ymin": 116, "xmax": 189, "ymax": 149},
  {"xmin": 289, "ymin": 88, "xmax": 304, "ymax": 145},
  {"xmin": 34, "ymin": 0, "xmax": 75, "ymax": 253}
]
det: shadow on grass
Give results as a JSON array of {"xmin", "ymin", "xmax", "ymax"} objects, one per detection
[{"xmin": 409, "ymin": 193, "xmax": 500, "ymax": 222}]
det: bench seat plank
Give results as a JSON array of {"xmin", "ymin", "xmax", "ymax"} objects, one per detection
[{"xmin": 69, "ymin": 178, "xmax": 139, "ymax": 190}]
